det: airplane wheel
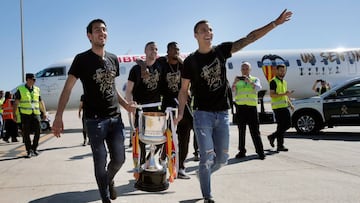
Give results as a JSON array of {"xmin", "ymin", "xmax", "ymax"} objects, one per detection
[{"xmin": 293, "ymin": 111, "xmax": 322, "ymax": 134}]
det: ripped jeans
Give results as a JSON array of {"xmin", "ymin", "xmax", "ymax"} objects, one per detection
[{"xmin": 193, "ymin": 110, "xmax": 230, "ymax": 199}]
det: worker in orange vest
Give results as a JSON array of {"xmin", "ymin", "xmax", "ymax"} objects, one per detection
[{"xmin": 2, "ymin": 91, "xmax": 18, "ymax": 142}]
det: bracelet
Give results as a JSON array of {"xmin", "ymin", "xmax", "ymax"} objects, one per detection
[{"xmin": 272, "ymin": 21, "xmax": 277, "ymax": 28}]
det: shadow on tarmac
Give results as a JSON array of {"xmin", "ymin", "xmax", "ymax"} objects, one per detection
[
  {"xmin": 0, "ymin": 145, "xmax": 85, "ymax": 162},
  {"xmin": 184, "ymin": 149, "xmax": 279, "ymax": 174},
  {"xmin": 285, "ymin": 131, "xmax": 360, "ymax": 141},
  {"xmin": 62, "ymin": 128, "xmax": 84, "ymax": 134},
  {"xmin": 179, "ymin": 198, "xmax": 204, "ymax": 203},
  {"xmin": 28, "ymin": 179, "xmax": 179, "ymax": 203}
]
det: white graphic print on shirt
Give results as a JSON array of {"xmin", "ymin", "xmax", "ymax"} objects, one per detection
[
  {"xmin": 200, "ymin": 58, "xmax": 223, "ymax": 91},
  {"xmin": 143, "ymin": 69, "xmax": 160, "ymax": 91},
  {"xmin": 166, "ymin": 71, "xmax": 181, "ymax": 93}
]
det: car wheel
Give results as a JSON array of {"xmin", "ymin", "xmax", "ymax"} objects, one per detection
[
  {"xmin": 294, "ymin": 111, "xmax": 322, "ymax": 134},
  {"xmin": 41, "ymin": 121, "xmax": 50, "ymax": 131}
]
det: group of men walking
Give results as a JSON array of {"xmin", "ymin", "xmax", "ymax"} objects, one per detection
[{"xmin": 48, "ymin": 8, "xmax": 293, "ymax": 203}]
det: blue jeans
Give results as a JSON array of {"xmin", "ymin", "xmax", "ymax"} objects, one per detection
[
  {"xmin": 86, "ymin": 116, "xmax": 126, "ymax": 201},
  {"xmin": 193, "ymin": 110, "xmax": 230, "ymax": 199}
]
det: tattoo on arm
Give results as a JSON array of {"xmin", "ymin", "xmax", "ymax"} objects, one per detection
[{"xmin": 231, "ymin": 21, "xmax": 274, "ymax": 53}]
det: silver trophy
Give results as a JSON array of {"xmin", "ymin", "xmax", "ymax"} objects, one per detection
[{"xmin": 135, "ymin": 110, "xmax": 169, "ymax": 191}]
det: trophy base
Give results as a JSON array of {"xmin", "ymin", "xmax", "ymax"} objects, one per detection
[{"xmin": 135, "ymin": 170, "xmax": 169, "ymax": 192}]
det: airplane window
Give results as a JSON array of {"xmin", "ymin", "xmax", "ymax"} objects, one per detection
[
  {"xmin": 35, "ymin": 70, "xmax": 46, "ymax": 78},
  {"xmin": 36, "ymin": 67, "xmax": 65, "ymax": 78}
]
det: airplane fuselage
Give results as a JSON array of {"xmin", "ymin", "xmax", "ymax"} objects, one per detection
[{"xmin": 33, "ymin": 48, "xmax": 360, "ymax": 111}]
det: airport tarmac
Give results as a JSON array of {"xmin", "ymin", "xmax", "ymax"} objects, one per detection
[{"xmin": 0, "ymin": 109, "xmax": 360, "ymax": 203}]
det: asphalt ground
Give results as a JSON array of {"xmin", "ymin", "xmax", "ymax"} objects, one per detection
[{"xmin": 0, "ymin": 109, "xmax": 360, "ymax": 203}]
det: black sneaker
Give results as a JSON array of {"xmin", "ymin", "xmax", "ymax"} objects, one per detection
[
  {"xmin": 277, "ymin": 146, "xmax": 289, "ymax": 152},
  {"xmin": 235, "ymin": 152, "xmax": 246, "ymax": 159},
  {"xmin": 177, "ymin": 169, "xmax": 190, "ymax": 179},
  {"xmin": 258, "ymin": 153, "xmax": 266, "ymax": 160},
  {"xmin": 25, "ymin": 151, "xmax": 32, "ymax": 158},
  {"xmin": 32, "ymin": 150, "xmax": 40, "ymax": 156},
  {"xmin": 204, "ymin": 198, "xmax": 215, "ymax": 203},
  {"xmin": 109, "ymin": 180, "xmax": 117, "ymax": 200}
]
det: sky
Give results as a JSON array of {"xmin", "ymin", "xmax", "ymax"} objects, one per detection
[{"xmin": 1, "ymin": 0, "xmax": 359, "ymax": 91}]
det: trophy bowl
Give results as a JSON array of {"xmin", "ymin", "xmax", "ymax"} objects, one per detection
[{"xmin": 138, "ymin": 112, "xmax": 167, "ymax": 145}]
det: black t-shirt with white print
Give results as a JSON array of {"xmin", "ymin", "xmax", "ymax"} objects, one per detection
[
  {"xmin": 68, "ymin": 49, "xmax": 121, "ymax": 119},
  {"xmin": 182, "ymin": 42, "xmax": 232, "ymax": 111},
  {"xmin": 157, "ymin": 56, "xmax": 182, "ymax": 109},
  {"xmin": 128, "ymin": 60, "xmax": 163, "ymax": 107}
]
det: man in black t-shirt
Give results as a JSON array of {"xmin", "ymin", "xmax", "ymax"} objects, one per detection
[
  {"xmin": 125, "ymin": 41, "xmax": 164, "ymax": 165},
  {"xmin": 158, "ymin": 42, "xmax": 194, "ymax": 179},
  {"xmin": 175, "ymin": 10, "xmax": 293, "ymax": 202},
  {"xmin": 52, "ymin": 19, "xmax": 135, "ymax": 203}
]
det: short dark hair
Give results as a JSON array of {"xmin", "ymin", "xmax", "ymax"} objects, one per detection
[
  {"xmin": 276, "ymin": 64, "xmax": 286, "ymax": 69},
  {"xmin": 145, "ymin": 41, "xmax": 156, "ymax": 50},
  {"xmin": 25, "ymin": 73, "xmax": 35, "ymax": 79},
  {"xmin": 194, "ymin": 20, "xmax": 208, "ymax": 33},
  {"xmin": 167, "ymin": 41, "xmax": 177, "ymax": 51},
  {"xmin": 4, "ymin": 91, "xmax": 11, "ymax": 99},
  {"xmin": 86, "ymin": 19, "xmax": 106, "ymax": 34}
]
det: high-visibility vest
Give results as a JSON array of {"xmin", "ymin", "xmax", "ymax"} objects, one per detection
[
  {"xmin": 18, "ymin": 85, "xmax": 41, "ymax": 115},
  {"xmin": 318, "ymin": 86, "xmax": 329, "ymax": 95},
  {"xmin": 2, "ymin": 99, "xmax": 14, "ymax": 120},
  {"xmin": 234, "ymin": 76, "xmax": 258, "ymax": 106},
  {"xmin": 0, "ymin": 97, "xmax": 4, "ymax": 114},
  {"xmin": 270, "ymin": 77, "xmax": 289, "ymax": 109}
]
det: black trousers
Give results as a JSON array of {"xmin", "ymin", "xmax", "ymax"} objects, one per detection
[
  {"xmin": 4, "ymin": 119, "xmax": 18, "ymax": 141},
  {"xmin": 269, "ymin": 108, "xmax": 291, "ymax": 147},
  {"xmin": 177, "ymin": 110, "xmax": 193, "ymax": 170},
  {"xmin": 21, "ymin": 114, "xmax": 41, "ymax": 153},
  {"xmin": 81, "ymin": 116, "xmax": 87, "ymax": 141},
  {"xmin": 235, "ymin": 104, "xmax": 264, "ymax": 155}
]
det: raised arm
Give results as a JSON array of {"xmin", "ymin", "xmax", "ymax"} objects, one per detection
[
  {"xmin": 231, "ymin": 9, "xmax": 293, "ymax": 54},
  {"xmin": 312, "ymin": 80, "xmax": 319, "ymax": 92}
]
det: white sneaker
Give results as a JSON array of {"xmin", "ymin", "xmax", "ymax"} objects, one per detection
[{"xmin": 177, "ymin": 169, "xmax": 190, "ymax": 179}]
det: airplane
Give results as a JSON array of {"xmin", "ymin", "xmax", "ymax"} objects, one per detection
[{"xmin": 32, "ymin": 48, "xmax": 360, "ymax": 111}]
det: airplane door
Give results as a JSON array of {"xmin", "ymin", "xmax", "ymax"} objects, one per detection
[{"xmin": 323, "ymin": 81, "xmax": 360, "ymax": 125}]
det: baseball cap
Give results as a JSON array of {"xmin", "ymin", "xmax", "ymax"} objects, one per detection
[{"xmin": 25, "ymin": 73, "xmax": 35, "ymax": 80}]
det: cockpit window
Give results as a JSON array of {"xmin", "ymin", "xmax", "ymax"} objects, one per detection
[{"xmin": 35, "ymin": 67, "xmax": 65, "ymax": 78}]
